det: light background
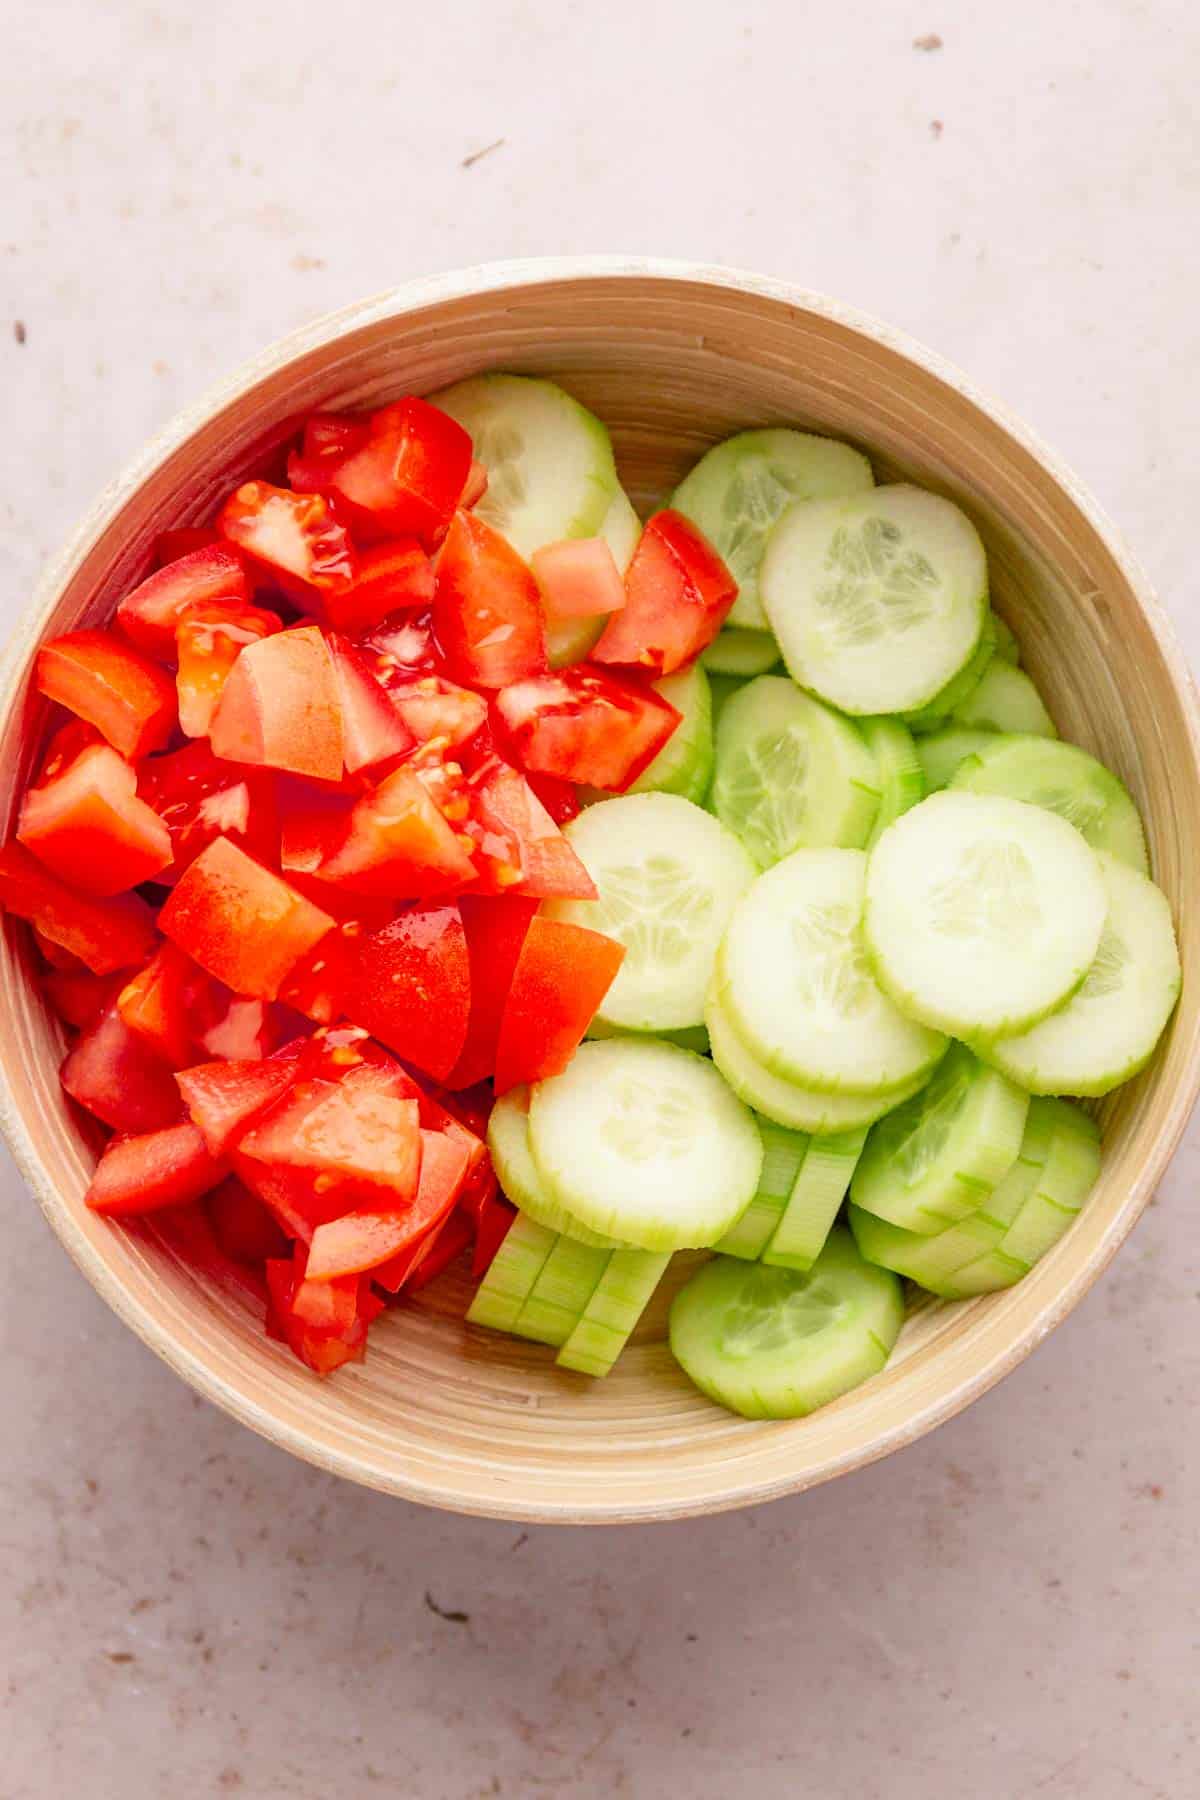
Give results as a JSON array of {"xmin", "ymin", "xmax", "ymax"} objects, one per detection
[{"xmin": 2, "ymin": 2, "xmax": 1198, "ymax": 1795}]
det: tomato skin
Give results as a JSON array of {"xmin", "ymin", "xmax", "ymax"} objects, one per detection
[
  {"xmin": 116, "ymin": 943, "xmax": 199, "ymax": 1068},
  {"xmin": 117, "ymin": 545, "xmax": 250, "ymax": 658},
  {"xmin": 494, "ymin": 666, "xmax": 680, "ymax": 792},
  {"xmin": 138, "ymin": 741, "xmax": 279, "ymax": 878},
  {"xmin": 18, "ymin": 744, "xmax": 173, "ymax": 896},
  {"xmin": 209, "ymin": 625, "xmax": 345, "ymax": 783},
  {"xmin": 471, "ymin": 1178, "xmax": 516, "ymax": 1278},
  {"xmin": 154, "ymin": 527, "xmax": 221, "ymax": 569},
  {"xmin": 444, "ymin": 894, "xmax": 538, "ymax": 1089},
  {"xmin": 591, "ymin": 509, "xmax": 736, "ymax": 675},
  {"xmin": 531, "ymin": 537, "xmax": 626, "ymax": 619},
  {"xmin": 34, "ymin": 719, "xmax": 104, "ymax": 787},
  {"xmin": 303, "ymin": 413, "xmax": 368, "ymax": 460},
  {"xmin": 177, "ymin": 1054, "xmax": 302, "ymax": 1156},
  {"xmin": 328, "ymin": 397, "xmax": 473, "ymax": 547},
  {"xmin": 343, "ymin": 902, "xmax": 471, "ymax": 1083},
  {"xmin": 434, "ymin": 511, "xmax": 548, "ymax": 689},
  {"xmin": 322, "ymin": 540, "xmax": 436, "ymax": 636},
  {"xmin": 401, "ymin": 1205, "xmax": 474, "ymax": 1291},
  {"xmin": 380, "ymin": 675, "xmax": 488, "ymax": 753},
  {"xmin": 305, "ymin": 1128, "xmax": 471, "ymax": 1281},
  {"xmin": 524, "ymin": 770, "xmax": 579, "ymax": 826},
  {"xmin": 86, "ymin": 1120, "xmax": 225, "ymax": 1216},
  {"xmin": 236, "ymin": 1077, "xmax": 422, "ymax": 1231},
  {"xmin": 175, "ymin": 597, "xmax": 282, "ymax": 738},
  {"xmin": 493, "ymin": 917, "xmax": 625, "ymax": 1093},
  {"xmin": 36, "ymin": 630, "xmax": 177, "ymax": 760},
  {"xmin": 60, "ymin": 1001, "xmax": 185, "ymax": 1133},
  {"xmin": 159, "ymin": 836, "xmax": 335, "ymax": 1001},
  {"xmin": 218, "ymin": 481, "xmax": 358, "ymax": 597},
  {"xmin": 43, "ymin": 966, "xmax": 128, "ymax": 1032},
  {"xmin": 285, "ymin": 764, "xmax": 477, "ymax": 899},
  {"xmin": 264, "ymin": 1250, "xmax": 370, "ymax": 1374},
  {"xmin": 326, "ymin": 635, "xmax": 412, "ymax": 773},
  {"xmin": 464, "ymin": 758, "xmax": 595, "ymax": 898},
  {"xmin": 0, "ymin": 842, "xmax": 158, "ymax": 974},
  {"xmin": 205, "ymin": 1175, "xmax": 289, "ymax": 1263}
]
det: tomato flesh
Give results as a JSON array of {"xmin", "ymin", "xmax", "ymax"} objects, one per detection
[
  {"xmin": 322, "ymin": 540, "xmax": 435, "ymax": 635},
  {"xmin": 43, "ymin": 966, "xmax": 128, "ymax": 1032},
  {"xmin": 434, "ymin": 511, "xmax": 548, "ymax": 689},
  {"xmin": 494, "ymin": 916, "xmax": 625, "ymax": 1093},
  {"xmin": 117, "ymin": 544, "xmax": 250, "ymax": 658},
  {"xmin": 327, "ymin": 635, "xmax": 412, "ymax": 773},
  {"xmin": 306, "ymin": 1127, "xmax": 471, "ymax": 1281},
  {"xmin": 86, "ymin": 1120, "xmax": 224, "ymax": 1216},
  {"xmin": 177, "ymin": 1053, "xmax": 302, "ymax": 1156},
  {"xmin": 0, "ymin": 843, "xmax": 157, "ymax": 973},
  {"xmin": 139, "ymin": 741, "xmax": 279, "ymax": 877},
  {"xmin": 591, "ymin": 508, "xmax": 736, "ymax": 675},
  {"xmin": 328, "ymin": 397, "xmax": 472, "ymax": 546},
  {"xmin": 18, "ymin": 743, "xmax": 172, "ymax": 896},
  {"xmin": 160, "ymin": 836, "xmax": 335, "ymax": 1001},
  {"xmin": 175, "ymin": 597, "xmax": 282, "ymax": 738},
  {"xmin": 495, "ymin": 666, "xmax": 680, "ymax": 792},
  {"xmin": 116, "ymin": 943, "xmax": 199, "ymax": 1068},
  {"xmin": 531, "ymin": 537, "xmax": 626, "ymax": 619},
  {"xmin": 206, "ymin": 1175, "xmax": 289, "ymax": 1263},
  {"xmin": 465, "ymin": 758, "xmax": 595, "ymax": 898},
  {"xmin": 343, "ymin": 902, "xmax": 471, "ymax": 1082},
  {"xmin": 285, "ymin": 764, "xmax": 477, "ymax": 899},
  {"xmin": 37, "ymin": 630, "xmax": 177, "ymax": 760},
  {"xmin": 209, "ymin": 624, "xmax": 345, "ymax": 783},
  {"xmin": 218, "ymin": 481, "xmax": 357, "ymax": 597},
  {"xmin": 60, "ymin": 1001, "xmax": 185, "ymax": 1133},
  {"xmin": 445, "ymin": 893, "xmax": 537, "ymax": 1089}
]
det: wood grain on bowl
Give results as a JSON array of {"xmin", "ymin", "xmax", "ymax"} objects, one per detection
[{"xmin": 1, "ymin": 259, "xmax": 1197, "ymax": 1522}]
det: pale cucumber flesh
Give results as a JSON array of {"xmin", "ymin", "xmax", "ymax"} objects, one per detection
[
  {"xmin": 949, "ymin": 733, "xmax": 1148, "ymax": 872},
  {"xmin": 556, "ymin": 1250, "xmax": 672, "ymax": 1376},
  {"xmin": 627, "ymin": 662, "xmax": 714, "ymax": 804},
  {"xmin": 701, "ymin": 628, "xmax": 783, "ymax": 677},
  {"xmin": 714, "ymin": 1118, "xmax": 811, "ymax": 1260},
  {"xmin": 763, "ymin": 1128, "xmax": 867, "ymax": 1271}
]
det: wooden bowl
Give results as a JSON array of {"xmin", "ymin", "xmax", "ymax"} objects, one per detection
[{"xmin": 3, "ymin": 259, "xmax": 1197, "ymax": 1523}]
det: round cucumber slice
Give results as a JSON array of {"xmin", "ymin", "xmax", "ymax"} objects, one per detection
[
  {"xmin": 717, "ymin": 847, "xmax": 948, "ymax": 1094},
  {"xmin": 701, "ymin": 628, "xmax": 782, "ymax": 677},
  {"xmin": 668, "ymin": 1229, "xmax": 903, "ymax": 1419},
  {"xmin": 849, "ymin": 1044, "xmax": 1030, "ymax": 1235},
  {"xmin": 761, "ymin": 485, "xmax": 988, "ymax": 717},
  {"xmin": 915, "ymin": 726, "xmax": 998, "ymax": 792},
  {"xmin": 556, "ymin": 1249, "xmax": 672, "ymax": 1377},
  {"xmin": 672, "ymin": 428, "xmax": 875, "ymax": 631},
  {"xmin": 627, "ymin": 662, "xmax": 714, "ymax": 803},
  {"xmin": 993, "ymin": 613, "xmax": 1020, "ymax": 665},
  {"xmin": 488, "ymin": 1089, "xmax": 631, "ymax": 1248},
  {"xmin": 999, "ymin": 1100, "xmax": 1100, "ymax": 1266},
  {"xmin": 952, "ymin": 658, "xmax": 1056, "ymax": 737},
  {"xmin": 430, "ymin": 373, "xmax": 618, "ymax": 560},
  {"xmin": 465, "ymin": 1213, "xmax": 558, "ymax": 1333},
  {"xmin": 545, "ymin": 485, "xmax": 642, "ymax": 668},
  {"xmin": 710, "ymin": 676, "xmax": 881, "ymax": 869},
  {"xmin": 865, "ymin": 791, "xmax": 1108, "ymax": 1038},
  {"xmin": 980, "ymin": 853, "xmax": 1180, "ymax": 1096},
  {"xmin": 902, "ymin": 612, "xmax": 998, "ymax": 733},
  {"xmin": 546, "ymin": 794, "xmax": 755, "ymax": 1032},
  {"xmin": 949, "ymin": 734, "xmax": 1149, "ymax": 872},
  {"xmin": 529, "ymin": 1038, "xmax": 763, "ymax": 1251},
  {"xmin": 859, "ymin": 716, "xmax": 925, "ymax": 850},
  {"xmin": 714, "ymin": 1118, "xmax": 811, "ymax": 1260},
  {"xmin": 762, "ymin": 1127, "xmax": 867, "ymax": 1272},
  {"xmin": 706, "ymin": 991, "xmax": 933, "ymax": 1134}
]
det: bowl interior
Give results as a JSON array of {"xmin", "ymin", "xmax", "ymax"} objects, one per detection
[{"xmin": 3, "ymin": 266, "xmax": 1198, "ymax": 1521}]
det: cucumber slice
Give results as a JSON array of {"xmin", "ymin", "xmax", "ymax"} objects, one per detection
[
  {"xmin": 671, "ymin": 428, "xmax": 874, "ymax": 631},
  {"xmin": 701, "ymin": 628, "xmax": 782, "ymax": 677},
  {"xmin": 529, "ymin": 1038, "xmax": 763, "ymax": 1250},
  {"xmin": 848, "ymin": 1044, "xmax": 1029, "ymax": 1234},
  {"xmin": 627, "ymin": 662, "xmax": 714, "ymax": 804},
  {"xmin": 763, "ymin": 1127, "xmax": 867, "ymax": 1271},
  {"xmin": 859, "ymin": 716, "xmax": 925, "ymax": 850},
  {"xmin": 993, "ymin": 613, "xmax": 1020, "ymax": 665},
  {"xmin": 546, "ymin": 794, "xmax": 755, "ymax": 1032},
  {"xmin": 980, "ymin": 853, "xmax": 1180, "ymax": 1096},
  {"xmin": 999, "ymin": 1100, "xmax": 1100, "ymax": 1266},
  {"xmin": 715, "ymin": 1119, "xmax": 811, "ymax": 1259},
  {"xmin": 511, "ymin": 1236, "xmax": 612, "ymax": 1347},
  {"xmin": 430, "ymin": 373, "xmax": 617, "ymax": 559},
  {"xmin": 931, "ymin": 1248, "xmax": 1030, "ymax": 1298},
  {"xmin": 952, "ymin": 659, "xmax": 1056, "ymax": 737},
  {"xmin": 586, "ymin": 1018, "xmax": 710, "ymax": 1056},
  {"xmin": 865, "ymin": 791, "xmax": 1108, "ymax": 1038},
  {"xmin": 949, "ymin": 735, "xmax": 1149, "ymax": 872},
  {"xmin": 902, "ymin": 611, "xmax": 997, "ymax": 736},
  {"xmin": 545, "ymin": 486, "xmax": 642, "ymax": 668},
  {"xmin": 668, "ymin": 1228, "xmax": 903, "ymax": 1419},
  {"xmin": 761, "ymin": 485, "xmax": 988, "ymax": 717},
  {"xmin": 915, "ymin": 726, "xmax": 997, "ymax": 793},
  {"xmin": 710, "ymin": 676, "xmax": 881, "ymax": 869},
  {"xmin": 706, "ymin": 990, "xmax": 933, "ymax": 1134},
  {"xmin": 556, "ymin": 1249, "xmax": 673, "ymax": 1376},
  {"xmin": 465, "ymin": 1213, "xmax": 558, "ymax": 1333},
  {"xmin": 717, "ymin": 847, "xmax": 947, "ymax": 1094},
  {"xmin": 487, "ymin": 1088, "xmax": 631, "ymax": 1248},
  {"xmin": 707, "ymin": 673, "xmax": 745, "ymax": 728}
]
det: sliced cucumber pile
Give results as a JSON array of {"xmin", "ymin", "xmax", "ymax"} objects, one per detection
[
  {"xmin": 949, "ymin": 734, "xmax": 1148, "ymax": 871},
  {"xmin": 488, "ymin": 1088, "xmax": 631, "ymax": 1247},
  {"xmin": 512, "ymin": 1236, "xmax": 612, "ymax": 1346},
  {"xmin": 714, "ymin": 1118, "xmax": 811, "ymax": 1260},
  {"xmin": 557, "ymin": 1249, "xmax": 672, "ymax": 1375},
  {"xmin": 701, "ymin": 628, "xmax": 782, "ymax": 677},
  {"xmin": 859, "ymin": 716, "xmax": 925, "ymax": 849},
  {"xmin": 763, "ymin": 1127, "xmax": 866, "ymax": 1271},
  {"xmin": 902, "ymin": 611, "xmax": 998, "ymax": 733},
  {"xmin": 627, "ymin": 662, "xmax": 714, "ymax": 804},
  {"xmin": 952, "ymin": 658, "xmax": 1057, "ymax": 737},
  {"xmin": 466, "ymin": 1213, "xmax": 558, "ymax": 1333},
  {"xmin": 915, "ymin": 725, "xmax": 998, "ymax": 792}
]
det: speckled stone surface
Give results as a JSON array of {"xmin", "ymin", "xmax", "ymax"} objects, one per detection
[{"xmin": 3, "ymin": 4, "xmax": 1199, "ymax": 1795}]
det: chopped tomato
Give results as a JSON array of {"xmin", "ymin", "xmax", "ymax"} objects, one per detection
[
  {"xmin": 117, "ymin": 544, "xmax": 250, "ymax": 658},
  {"xmin": 178, "ymin": 1054, "xmax": 302, "ymax": 1156},
  {"xmin": 465, "ymin": 758, "xmax": 595, "ymax": 898},
  {"xmin": 265, "ymin": 1250, "xmax": 370, "ymax": 1374},
  {"xmin": 471, "ymin": 1178, "xmax": 516, "ymax": 1278},
  {"xmin": 296, "ymin": 1037, "xmax": 486, "ymax": 1173},
  {"xmin": 217, "ymin": 481, "xmax": 357, "ymax": 599},
  {"xmin": 35, "ymin": 718, "xmax": 103, "ymax": 786},
  {"xmin": 524, "ymin": 770, "xmax": 579, "ymax": 827},
  {"xmin": 444, "ymin": 894, "xmax": 537, "ymax": 1088},
  {"xmin": 460, "ymin": 459, "xmax": 489, "ymax": 510},
  {"xmin": 33, "ymin": 928, "xmax": 86, "ymax": 971},
  {"xmin": 237, "ymin": 1078, "xmax": 422, "ymax": 1229},
  {"xmin": 284, "ymin": 764, "xmax": 476, "ymax": 898},
  {"xmin": 278, "ymin": 918, "xmax": 367, "ymax": 1025},
  {"xmin": 380, "ymin": 674, "xmax": 488, "ymax": 753},
  {"xmin": 592, "ymin": 509, "xmax": 736, "ymax": 674},
  {"xmin": 154, "ymin": 527, "xmax": 221, "ymax": 568},
  {"xmin": 86, "ymin": 1120, "xmax": 224, "ymax": 1216},
  {"xmin": 36, "ymin": 629, "xmax": 177, "ymax": 760},
  {"xmin": 209, "ymin": 625, "xmax": 345, "ymax": 783},
  {"xmin": 322, "ymin": 540, "xmax": 436, "ymax": 636},
  {"xmin": 494, "ymin": 916, "xmax": 625, "ymax": 1093},
  {"xmin": 405, "ymin": 1207, "xmax": 473, "ymax": 1291},
  {"xmin": 291, "ymin": 1263, "xmax": 361, "ymax": 1330},
  {"xmin": 343, "ymin": 902, "xmax": 471, "ymax": 1082},
  {"xmin": 363, "ymin": 609, "xmax": 438, "ymax": 677},
  {"xmin": 61, "ymin": 1003, "xmax": 184, "ymax": 1134},
  {"xmin": 327, "ymin": 635, "xmax": 412, "ymax": 772},
  {"xmin": 206, "ymin": 1175, "xmax": 289, "ymax": 1263},
  {"xmin": 148, "ymin": 1200, "xmax": 269, "ymax": 1313},
  {"xmin": 0, "ymin": 843, "xmax": 157, "ymax": 974},
  {"xmin": 42, "ymin": 966, "xmax": 127, "ymax": 1032},
  {"xmin": 434, "ymin": 511, "xmax": 548, "ymax": 689},
  {"xmin": 159, "ymin": 836, "xmax": 335, "ymax": 1000},
  {"xmin": 139, "ymin": 741, "xmax": 279, "ymax": 877},
  {"xmin": 194, "ymin": 989, "xmax": 286, "ymax": 1061},
  {"xmin": 117, "ymin": 943, "xmax": 198, "ymax": 1067},
  {"xmin": 328, "ymin": 397, "xmax": 472, "ymax": 546},
  {"xmin": 17, "ymin": 744, "xmax": 172, "ymax": 896},
  {"xmin": 303, "ymin": 412, "xmax": 368, "ymax": 460},
  {"xmin": 175, "ymin": 597, "xmax": 282, "ymax": 738},
  {"xmin": 531, "ymin": 537, "xmax": 626, "ymax": 619},
  {"xmin": 495, "ymin": 666, "xmax": 680, "ymax": 791},
  {"xmin": 306, "ymin": 1128, "xmax": 471, "ymax": 1281}
]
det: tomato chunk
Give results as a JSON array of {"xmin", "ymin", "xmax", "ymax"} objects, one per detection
[
  {"xmin": 465, "ymin": 758, "xmax": 595, "ymax": 898},
  {"xmin": 405, "ymin": 1207, "xmax": 474, "ymax": 1291},
  {"xmin": 43, "ymin": 966, "xmax": 127, "ymax": 1032},
  {"xmin": 306, "ymin": 1128, "xmax": 471, "ymax": 1281},
  {"xmin": 175, "ymin": 597, "xmax": 282, "ymax": 738},
  {"xmin": 265, "ymin": 1250, "xmax": 371, "ymax": 1374},
  {"xmin": 327, "ymin": 635, "xmax": 412, "ymax": 772},
  {"xmin": 322, "ymin": 540, "xmax": 436, "ymax": 635},
  {"xmin": 18, "ymin": 744, "xmax": 172, "ymax": 896},
  {"xmin": 460, "ymin": 459, "xmax": 489, "ymax": 510},
  {"xmin": 0, "ymin": 843, "xmax": 157, "ymax": 973},
  {"xmin": 206, "ymin": 1175, "xmax": 289, "ymax": 1263},
  {"xmin": 471, "ymin": 1177, "xmax": 516, "ymax": 1278},
  {"xmin": 154, "ymin": 527, "xmax": 221, "ymax": 568},
  {"xmin": 86, "ymin": 1120, "xmax": 224, "ymax": 1216},
  {"xmin": 385, "ymin": 675, "xmax": 488, "ymax": 754},
  {"xmin": 363, "ymin": 610, "xmax": 438, "ymax": 678},
  {"xmin": 445, "ymin": 894, "xmax": 538, "ymax": 1089},
  {"xmin": 139, "ymin": 741, "xmax": 279, "ymax": 877},
  {"xmin": 160, "ymin": 837, "xmax": 335, "ymax": 1001},
  {"xmin": 60, "ymin": 1001, "xmax": 185, "ymax": 1133},
  {"xmin": 209, "ymin": 625, "xmax": 345, "ymax": 782},
  {"xmin": 117, "ymin": 943, "xmax": 199, "ymax": 1067},
  {"xmin": 495, "ymin": 666, "xmax": 680, "ymax": 792},
  {"xmin": 434, "ymin": 511, "xmax": 548, "ymax": 689},
  {"xmin": 284, "ymin": 764, "xmax": 476, "ymax": 899},
  {"xmin": 218, "ymin": 481, "xmax": 357, "ymax": 597},
  {"xmin": 193, "ymin": 990, "xmax": 287, "ymax": 1062},
  {"xmin": 117, "ymin": 544, "xmax": 249, "ymax": 658},
  {"xmin": 328, "ymin": 397, "xmax": 472, "ymax": 546},
  {"xmin": 177, "ymin": 1054, "xmax": 302, "ymax": 1156},
  {"xmin": 238, "ymin": 1077, "xmax": 422, "ymax": 1227},
  {"xmin": 494, "ymin": 917, "xmax": 625, "ymax": 1093},
  {"xmin": 35, "ymin": 718, "xmax": 103, "ymax": 785},
  {"xmin": 592, "ymin": 509, "xmax": 736, "ymax": 675},
  {"xmin": 36, "ymin": 629, "xmax": 177, "ymax": 760},
  {"xmin": 531, "ymin": 537, "xmax": 626, "ymax": 619},
  {"xmin": 343, "ymin": 903, "xmax": 471, "ymax": 1082},
  {"xmin": 304, "ymin": 412, "xmax": 368, "ymax": 459}
]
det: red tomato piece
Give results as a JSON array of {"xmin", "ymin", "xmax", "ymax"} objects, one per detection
[
  {"xmin": 206, "ymin": 1175, "xmax": 289, "ymax": 1264},
  {"xmin": 495, "ymin": 666, "xmax": 680, "ymax": 792},
  {"xmin": 264, "ymin": 1251, "xmax": 369, "ymax": 1374},
  {"xmin": 471, "ymin": 1178, "xmax": 516, "ymax": 1278},
  {"xmin": 117, "ymin": 943, "xmax": 198, "ymax": 1067},
  {"xmin": 322, "ymin": 540, "xmax": 436, "ymax": 636},
  {"xmin": 328, "ymin": 396, "xmax": 472, "ymax": 546},
  {"xmin": 193, "ymin": 990, "xmax": 286, "ymax": 1061},
  {"xmin": 363, "ymin": 609, "xmax": 439, "ymax": 678},
  {"xmin": 304, "ymin": 413, "xmax": 369, "ymax": 460},
  {"xmin": 444, "ymin": 894, "xmax": 538, "ymax": 1089},
  {"xmin": 42, "ymin": 966, "xmax": 127, "ymax": 1032},
  {"xmin": 306, "ymin": 1127, "xmax": 471, "ymax": 1281},
  {"xmin": 465, "ymin": 758, "xmax": 595, "ymax": 898},
  {"xmin": 34, "ymin": 719, "xmax": 103, "ymax": 786},
  {"xmin": 209, "ymin": 625, "xmax": 345, "ymax": 782},
  {"xmin": 60, "ymin": 1001, "xmax": 184, "ymax": 1132},
  {"xmin": 291, "ymin": 1265, "xmax": 361, "ymax": 1330},
  {"xmin": 139, "ymin": 740, "xmax": 279, "ymax": 877},
  {"xmin": 86, "ymin": 1120, "xmax": 225, "ymax": 1216},
  {"xmin": 154, "ymin": 527, "xmax": 221, "ymax": 568},
  {"xmin": 159, "ymin": 836, "xmax": 335, "ymax": 1001},
  {"xmin": 378, "ymin": 674, "xmax": 487, "ymax": 753},
  {"xmin": 33, "ymin": 928, "xmax": 86, "ymax": 970},
  {"xmin": 297, "ymin": 1040, "xmax": 486, "ymax": 1174},
  {"xmin": 0, "ymin": 843, "xmax": 157, "ymax": 974},
  {"xmin": 36, "ymin": 630, "xmax": 177, "ymax": 760},
  {"xmin": 218, "ymin": 481, "xmax": 357, "ymax": 598},
  {"xmin": 434, "ymin": 511, "xmax": 548, "ymax": 689},
  {"xmin": 404, "ymin": 1206, "xmax": 473, "ymax": 1291},
  {"xmin": 117, "ymin": 544, "xmax": 250, "ymax": 658},
  {"xmin": 177, "ymin": 1054, "xmax": 302, "ymax": 1156},
  {"xmin": 493, "ymin": 917, "xmax": 625, "ymax": 1093},
  {"xmin": 17, "ymin": 744, "xmax": 172, "ymax": 897},
  {"xmin": 531, "ymin": 537, "xmax": 626, "ymax": 619},
  {"xmin": 285, "ymin": 764, "xmax": 476, "ymax": 899},
  {"xmin": 278, "ymin": 919, "xmax": 364, "ymax": 1026},
  {"xmin": 149, "ymin": 1200, "xmax": 269, "ymax": 1313},
  {"xmin": 524, "ymin": 770, "xmax": 579, "ymax": 827},
  {"xmin": 326, "ymin": 635, "xmax": 412, "ymax": 773},
  {"xmin": 460, "ymin": 459, "xmax": 489, "ymax": 510},
  {"xmin": 592, "ymin": 508, "xmax": 737, "ymax": 675},
  {"xmin": 175, "ymin": 597, "xmax": 282, "ymax": 738},
  {"xmin": 237, "ymin": 1079, "xmax": 422, "ymax": 1226},
  {"xmin": 343, "ymin": 903, "xmax": 470, "ymax": 1082}
]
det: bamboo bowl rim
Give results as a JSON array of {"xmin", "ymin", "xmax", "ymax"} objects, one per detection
[{"xmin": 4, "ymin": 257, "xmax": 1199, "ymax": 1523}]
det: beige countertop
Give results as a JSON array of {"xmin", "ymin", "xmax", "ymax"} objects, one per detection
[{"xmin": 2, "ymin": 2, "xmax": 1198, "ymax": 1794}]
